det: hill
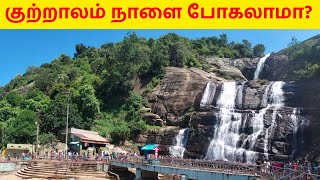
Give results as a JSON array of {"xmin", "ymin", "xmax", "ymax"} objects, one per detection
[
  {"xmin": 262, "ymin": 34, "xmax": 320, "ymax": 81},
  {"xmin": 0, "ymin": 32, "xmax": 264, "ymax": 146}
]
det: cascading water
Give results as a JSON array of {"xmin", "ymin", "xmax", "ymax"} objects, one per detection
[
  {"xmin": 235, "ymin": 82, "xmax": 244, "ymax": 109},
  {"xmin": 290, "ymin": 108, "xmax": 309, "ymax": 157},
  {"xmin": 200, "ymin": 82, "xmax": 216, "ymax": 109},
  {"xmin": 291, "ymin": 108, "xmax": 299, "ymax": 156},
  {"xmin": 205, "ymin": 81, "xmax": 296, "ymax": 163},
  {"xmin": 254, "ymin": 54, "xmax": 271, "ymax": 80},
  {"xmin": 201, "ymin": 78, "xmax": 307, "ymax": 163},
  {"xmin": 264, "ymin": 81, "xmax": 285, "ymax": 158},
  {"xmin": 169, "ymin": 128, "xmax": 190, "ymax": 158},
  {"xmin": 205, "ymin": 82, "xmax": 242, "ymax": 161},
  {"xmin": 234, "ymin": 81, "xmax": 285, "ymax": 162}
]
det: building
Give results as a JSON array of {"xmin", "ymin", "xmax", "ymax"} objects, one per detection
[
  {"xmin": 60, "ymin": 128, "xmax": 109, "ymax": 156},
  {"xmin": 5, "ymin": 144, "xmax": 34, "ymax": 160}
]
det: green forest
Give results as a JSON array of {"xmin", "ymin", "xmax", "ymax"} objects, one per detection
[{"xmin": 0, "ymin": 33, "xmax": 266, "ymax": 147}]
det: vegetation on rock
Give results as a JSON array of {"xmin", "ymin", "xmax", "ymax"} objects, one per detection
[{"xmin": 0, "ymin": 33, "xmax": 264, "ymax": 145}]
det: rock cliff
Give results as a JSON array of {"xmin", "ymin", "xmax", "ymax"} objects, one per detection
[
  {"xmin": 147, "ymin": 67, "xmax": 224, "ymax": 126},
  {"xmin": 136, "ymin": 35, "xmax": 320, "ymax": 162},
  {"xmin": 261, "ymin": 34, "xmax": 320, "ymax": 81},
  {"xmin": 138, "ymin": 66, "xmax": 320, "ymax": 163},
  {"xmin": 204, "ymin": 57, "xmax": 260, "ymax": 81}
]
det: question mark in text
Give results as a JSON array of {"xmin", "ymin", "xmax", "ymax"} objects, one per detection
[{"xmin": 305, "ymin": 6, "xmax": 312, "ymax": 18}]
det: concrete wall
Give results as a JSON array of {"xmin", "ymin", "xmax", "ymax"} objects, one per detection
[
  {"xmin": 96, "ymin": 163, "xmax": 109, "ymax": 172},
  {"xmin": 111, "ymin": 162, "xmax": 258, "ymax": 180},
  {"xmin": 0, "ymin": 162, "xmax": 26, "ymax": 172}
]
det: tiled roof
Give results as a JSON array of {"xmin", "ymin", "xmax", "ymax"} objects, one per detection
[{"xmin": 71, "ymin": 128, "xmax": 109, "ymax": 144}]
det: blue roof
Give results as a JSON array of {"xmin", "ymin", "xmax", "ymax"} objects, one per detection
[{"xmin": 141, "ymin": 144, "xmax": 158, "ymax": 151}]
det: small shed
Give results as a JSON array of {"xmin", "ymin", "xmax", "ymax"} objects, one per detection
[
  {"xmin": 6, "ymin": 144, "xmax": 34, "ymax": 159},
  {"xmin": 61, "ymin": 128, "xmax": 109, "ymax": 155},
  {"xmin": 141, "ymin": 144, "xmax": 160, "ymax": 159}
]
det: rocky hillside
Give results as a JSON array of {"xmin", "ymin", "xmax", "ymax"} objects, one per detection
[
  {"xmin": 204, "ymin": 57, "xmax": 260, "ymax": 81},
  {"xmin": 261, "ymin": 34, "xmax": 320, "ymax": 81},
  {"xmin": 0, "ymin": 32, "xmax": 266, "ymax": 148},
  {"xmin": 136, "ymin": 35, "xmax": 320, "ymax": 162},
  {"xmin": 2, "ymin": 32, "xmax": 320, "ymax": 162},
  {"xmin": 138, "ymin": 68, "xmax": 312, "ymax": 161}
]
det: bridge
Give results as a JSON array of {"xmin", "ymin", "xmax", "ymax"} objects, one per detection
[
  {"xmin": 111, "ymin": 157, "xmax": 258, "ymax": 180},
  {"xmin": 1, "ymin": 157, "xmax": 320, "ymax": 179}
]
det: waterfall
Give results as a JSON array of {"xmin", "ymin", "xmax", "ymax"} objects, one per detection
[
  {"xmin": 237, "ymin": 81, "xmax": 285, "ymax": 162},
  {"xmin": 205, "ymin": 82, "xmax": 242, "ymax": 161},
  {"xmin": 204, "ymin": 80, "xmax": 306, "ymax": 163},
  {"xmin": 200, "ymin": 82, "xmax": 216, "ymax": 109},
  {"xmin": 253, "ymin": 54, "xmax": 270, "ymax": 80},
  {"xmin": 169, "ymin": 128, "xmax": 190, "ymax": 158},
  {"xmin": 235, "ymin": 82, "xmax": 244, "ymax": 109},
  {"xmin": 261, "ymin": 82, "xmax": 273, "ymax": 108},
  {"xmin": 263, "ymin": 81, "xmax": 285, "ymax": 158},
  {"xmin": 291, "ymin": 108, "xmax": 299, "ymax": 156},
  {"xmin": 290, "ymin": 108, "xmax": 310, "ymax": 157},
  {"xmin": 269, "ymin": 81, "xmax": 285, "ymax": 108}
]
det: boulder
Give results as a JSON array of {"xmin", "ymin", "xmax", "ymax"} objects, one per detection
[
  {"xmin": 148, "ymin": 67, "xmax": 223, "ymax": 125},
  {"xmin": 204, "ymin": 57, "xmax": 248, "ymax": 81}
]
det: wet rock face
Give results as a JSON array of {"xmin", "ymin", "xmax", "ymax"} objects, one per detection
[
  {"xmin": 189, "ymin": 108, "xmax": 305, "ymax": 161},
  {"xmin": 204, "ymin": 57, "xmax": 255, "ymax": 81},
  {"xmin": 233, "ymin": 58, "xmax": 260, "ymax": 80},
  {"xmin": 260, "ymin": 53, "xmax": 311, "ymax": 81},
  {"xmin": 135, "ymin": 127, "xmax": 183, "ymax": 155},
  {"xmin": 260, "ymin": 34, "xmax": 320, "ymax": 82},
  {"xmin": 145, "ymin": 77, "xmax": 313, "ymax": 162},
  {"xmin": 148, "ymin": 67, "xmax": 223, "ymax": 126},
  {"xmin": 260, "ymin": 53, "xmax": 290, "ymax": 81},
  {"xmin": 143, "ymin": 66, "xmax": 320, "ymax": 162}
]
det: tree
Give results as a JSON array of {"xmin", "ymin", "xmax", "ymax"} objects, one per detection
[
  {"xmin": 6, "ymin": 91, "xmax": 23, "ymax": 107},
  {"xmin": 169, "ymin": 42, "xmax": 187, "ymax": 67},
  {"xmin": 288, "ymin": 37, "xmax": 300, "ymax": 47},
  {"xmin": 0, "ymin": 32, "xmax": 265, "ymax": 145},
  {"xmin": 58, "ymin": 54, "xmax": 72, "ymax": 64},
  {"xmin": 74, "ymin": 43, "xmax": 88, "ymax": 58},
  {"xmin": 110, "ymin": 121, "xmax": 130, "ymax": 144},
  {"xmin": 294, "ymin": 62, "xmax": 320, "ymax": 80},
  {"xmin": 41, "ymin": 93, "xmax": 83, "ymax": 133},
  {"xmin": 242, "ymin": 39, "xmax": 254, "ymax": 57},
  {"xmin": 0, "ymin": 100, "xmax": 21, "ymax": 123},
  {"xmin": 219, "ymin": 34, "xmax": 228, "ymax": 47},
  {"xmin": 7, "ymin": 110, "xmax": 37, "ymax": 144},
  {"xmin": 234, "ymin": 40, "xmax": 254, "ymax": 58},
  {"xmin": 39, "ymin": 132, "xmax": 58, "ymax": 145},
  {"xmin": 149, "ymin": 43, "xmax": 168, "ymax": 75},
  {"xmin": 75, "ymin": 84, "xmax": 101, "ymax": 127},
  {"xmin": 253, "ymin": 44, "xmax": 266, "ymax": 57}
]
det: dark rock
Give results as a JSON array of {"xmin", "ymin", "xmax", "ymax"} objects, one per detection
[
  {"xmin": 147, "ymin": 67, "xmax": 223, "ymax": 125},
  {"xmin": 233, "ymin": 58, "xmax": 260, "ymax": 80},
  {"xmin": 204, "ymin": 57, "xmax": 248, "ymax": 81},
  {"xmin": 139, "ymin": 64, "xmax": 319, "ymax": 162}
]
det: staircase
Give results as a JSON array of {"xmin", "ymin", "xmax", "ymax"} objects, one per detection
[{"xmin": 15, "ymin": 162, "xmax": 108, "ymax": 179}]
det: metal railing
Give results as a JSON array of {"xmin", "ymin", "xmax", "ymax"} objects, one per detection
[
  {"xmin": 110, "ymin": 156, "xmax": 320, "ymax": 179},
  {"xmin": 3, "ymin": 154, "xmax": 320, "ymax": 179},
  {"xmin": 110, "ymin": 156, "xmax": 258, "ymax": 176}
]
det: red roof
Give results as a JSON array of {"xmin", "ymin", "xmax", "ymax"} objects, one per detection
[{"xmin": 71, "ymin": 128, "xmax": 109, "ymax": 144}]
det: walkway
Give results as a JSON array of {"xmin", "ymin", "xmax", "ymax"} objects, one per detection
[
  {"xmin": 2, "ymin": 157, "xmax": 320, "ymax": 179},
  {"xmin": 111, "ymin": 158, "xmax": 258, "ymax": 180}
]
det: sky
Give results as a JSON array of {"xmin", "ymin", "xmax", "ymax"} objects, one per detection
[{"xmin": 0, "ymin": 30, "xmax": 319, "ymax": 86}]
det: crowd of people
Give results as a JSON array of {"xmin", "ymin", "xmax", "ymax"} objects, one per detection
[
  {"xmin": 4, "ymin": 149, "xmax": 320, "ymax": 178},
  {"xmin": 256, "ymin": 159, "xmax": 320, "ymax": 178},
  {"xmin": 47, "ymin": 150, "xmax": 142, "ymax": 162}
]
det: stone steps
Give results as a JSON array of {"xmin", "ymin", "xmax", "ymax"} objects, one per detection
[
  {"xmin": 30, "ymin": 165, "xmax": 98, "ymax": 171},
  {"xmin": 15, "ymin": 163, "xmax": 107, "ymax": 179},
  {"xmin": 19, "ymin": 169, "xmax": 105, "ymax": 177},
  {"xmin": 23, "ymin": 167, "xmax": 101, "ymax": 175}
]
